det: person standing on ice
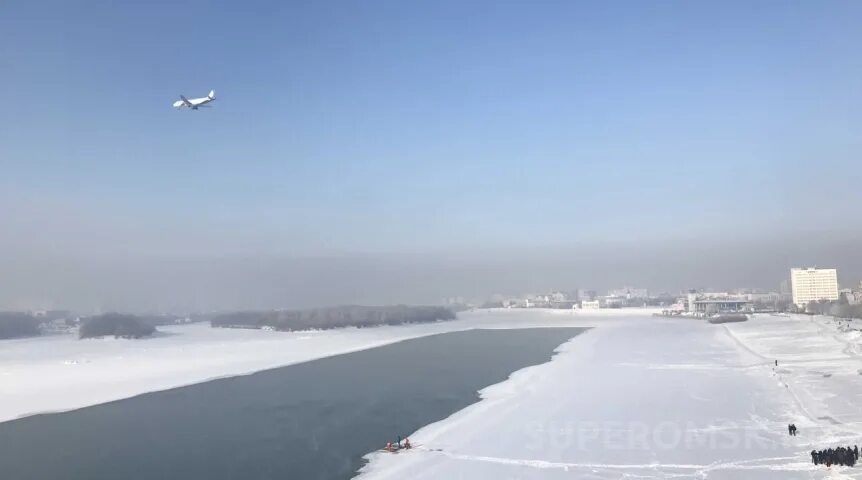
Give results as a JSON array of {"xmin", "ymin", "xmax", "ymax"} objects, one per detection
[
  {"xmin": 811, "ymin": 450, "xmax": 818, "ymax": 465},
  {"xmin": 855, "ymin": 445, "xmax": 859, "ymax": 460}
]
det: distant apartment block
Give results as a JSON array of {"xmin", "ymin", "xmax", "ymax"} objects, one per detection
[
  {"xmin": 601, "ymin": 296, "xmax": 625, "ymax": 308},
  {"xmin": 790, "ymin": 267, "xmax": 839, "ymax": 308},
  {"xmin": 580, "ymin": 300, "xmax": 601, "ymax": 309},
  {"xmin": 779, "ymin": 279, "xmax": 791, "ymax": 296}
]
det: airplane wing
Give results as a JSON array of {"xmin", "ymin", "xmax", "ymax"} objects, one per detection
[{"xmin": 179, "ymin": 95, "xmax": 193, "ymax": 107}]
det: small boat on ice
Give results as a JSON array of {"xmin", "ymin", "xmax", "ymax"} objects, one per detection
[{"xmin": 382, "ymin": 438, "xmax": 413, "ymax": 453}]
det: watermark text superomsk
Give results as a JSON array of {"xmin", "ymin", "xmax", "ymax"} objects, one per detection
[{"xmin": 524, "ymin": 420, "xmax": 775, "ymax": 451}]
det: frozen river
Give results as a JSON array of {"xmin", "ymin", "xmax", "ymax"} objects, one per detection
[
  {"xmin": 0, "ymin": 309, "xmax": 604, "ymax": 423},
  {"xmin": 0, "ymin": 327, "xmax": 584, "ymax": 480},
  {"xmin": 3, "ymin": 309, "xmax": 862, "ymax": 479}
]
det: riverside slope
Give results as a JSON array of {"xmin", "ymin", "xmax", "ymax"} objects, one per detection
[{"xmin": 358, "ymin": 313, "xmax": 862, "ymax": 480}]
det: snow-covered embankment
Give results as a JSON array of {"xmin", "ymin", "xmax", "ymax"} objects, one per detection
[{"xmin": 358, "ymin": 313, "xmax": 862, "ymax": 480}]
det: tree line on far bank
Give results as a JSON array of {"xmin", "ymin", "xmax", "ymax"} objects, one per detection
[
  {"xmin": 0, "ymin": 311, "xmax": 80, "ymax": 339},
  {"xmin": 78, "ymin": 313, "xmax": 157, "ymax": 339},
  {"xmin": 0, "ymin": 312, "xmax": 189, "ymax": 340},
  {"xmin": 2, "ymin": 306, "xmax": 457, "ymax": 340},
  {"xmin": 211, "ymin": 305, "xmax": 456, "ymax": 331},
  {"xmin": 0, "ymin": 312, "xmax": 41, "ymax": 339},
  {"xmin": 805, "ymin": 298, "xmax": 862, "ymax": 319}
]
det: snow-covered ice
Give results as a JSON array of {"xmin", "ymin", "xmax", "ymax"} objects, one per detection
[
  {"xmin": 0, "ymin": 308, "xmax": 617, "ymax": 423},
  {"xmin": 357, "ymin": 312, "xmax": 862, "ymax": 479},
  {"xmin": 6, "ymin": 308, "xmax": 861, "ymax": 479}
]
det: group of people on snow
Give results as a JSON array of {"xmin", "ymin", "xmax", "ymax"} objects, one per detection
[
  {"xmin": 384, "ymin": 436, "xmax": 411, "ymax": 452},
  {"xmin": 788, "ymin": 422, "xmax": 860, "ymax": 468},
  {"xmin": 811, "ymin": 445, "xmax": 859, "ymax": 467}
]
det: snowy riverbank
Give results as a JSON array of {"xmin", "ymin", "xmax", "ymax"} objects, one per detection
[
  {"xmin": 16, "ymin": 308, "xmax": 855, "ymax": 479},
  {"xmin": 357, "ymin": 313, "xmax": 862, "ymax": 480},
  {"xmin": 0, "ymin": 308, "xmax": 643, "ymax": 423}
]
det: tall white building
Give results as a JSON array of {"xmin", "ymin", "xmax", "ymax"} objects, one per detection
[{"xmin": 790, "ymin": 267, "xmax": 839, "ymax": 308}]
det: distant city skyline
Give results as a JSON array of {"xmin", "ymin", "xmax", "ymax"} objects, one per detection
[{"xmin": 3, "ymin": 238, "xmax": 860, "ymax": 313}]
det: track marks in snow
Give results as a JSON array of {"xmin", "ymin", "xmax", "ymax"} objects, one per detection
[
  {"xmin": 723, "ymin": 317, "xmax": 862, "ymax": 442},
  {"xmin": 420, "ymin": 447, "xmax": 812, "ymax": 477}
]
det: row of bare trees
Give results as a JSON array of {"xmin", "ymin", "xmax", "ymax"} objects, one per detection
[
  {"xmin": 0, "ymin": 312, "xmax": 41, "ymax": 339},
  {"xmin": 211, "ymin": 305, "xmax": 456, "ymax": 331},
  {"xmin": 79, "ymin": 313, "xmax": 157, "ymax": 339},
  {"xmin": 805, "ymin": 298, "xmax": 862, "ymax": 319}
]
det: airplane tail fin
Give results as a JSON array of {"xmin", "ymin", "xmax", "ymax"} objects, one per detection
[{"xmin": 208, "ymin": 90, "xmax": 215, "ymax": 99}]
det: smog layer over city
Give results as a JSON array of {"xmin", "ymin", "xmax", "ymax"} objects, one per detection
[{"xmin": 2, "ymin": 1, "xmax": 862, "ymax": 479}]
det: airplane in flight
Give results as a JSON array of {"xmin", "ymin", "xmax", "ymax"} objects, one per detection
[{"xmin": 172, "ymin": 90, "xmax": 216, "ymax": 110}]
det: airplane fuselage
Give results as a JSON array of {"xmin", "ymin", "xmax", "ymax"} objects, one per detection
[{"xmin": 173, "ymin": 90, "xmax": 216, "ymax": 109}]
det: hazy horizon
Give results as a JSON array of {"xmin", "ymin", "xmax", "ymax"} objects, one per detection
[
  {"xmin": 3, "ymin": 1, "xmax": 862, "ymax": 312},
  {"xmin": 2, "ymin": 228, "xmax": 860, "ymax": 313}
]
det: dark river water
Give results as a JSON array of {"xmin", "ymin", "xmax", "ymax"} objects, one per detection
[{"xmin": 0, "ymin": 327, "xmax": 584, "ymax": 480}]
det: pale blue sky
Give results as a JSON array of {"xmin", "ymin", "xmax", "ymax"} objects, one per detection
[{"xmin": 2, "ymin": 1, "xmax": 861, "ymax": 309}]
